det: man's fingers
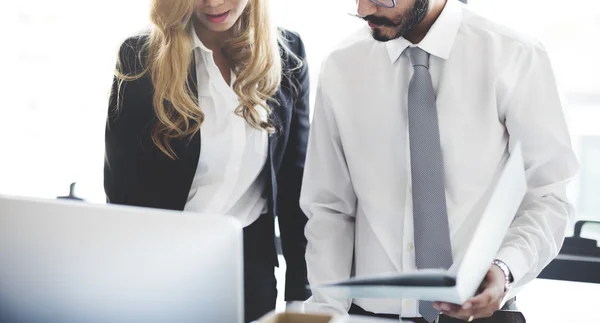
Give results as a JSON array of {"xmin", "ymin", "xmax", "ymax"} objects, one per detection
[
  {"xmin": 438, "ymin": 266, "xmax": 506, "ymax": 320},
  {"xmin": 469, "ymin": 283, "xmax": 505, "ymax": 309},
  {"xmin": 438, "ymin": 306, "xmax": 497, "ymax": 321},
  {"xmin": 433, "ymin": 302, "xmax": 460, "ymax": 313},
  {"xmin": 469, "ymin": 291, "xmax": 493, "ymax": 309}
]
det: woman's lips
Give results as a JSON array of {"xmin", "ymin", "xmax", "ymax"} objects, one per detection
[{"xmin": 206, "ymin": 11, "xmax": 230, "ymax": 24}]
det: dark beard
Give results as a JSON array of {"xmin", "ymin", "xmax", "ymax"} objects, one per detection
[{"xmin": 357, "ymin": 0, "xmax": 430, "ymax": 42}]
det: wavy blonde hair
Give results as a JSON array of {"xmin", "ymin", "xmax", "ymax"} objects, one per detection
[{"xmin": 116, "ymin": 0, "xmax": 290, "ymax": 159}]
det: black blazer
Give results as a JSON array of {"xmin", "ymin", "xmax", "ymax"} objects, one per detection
[{"xmin": 104, "ymin": 30, "xmax": 310, "ymax": 301}]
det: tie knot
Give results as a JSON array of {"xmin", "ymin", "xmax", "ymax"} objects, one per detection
[{"xmin": 407, "ymin": 47, "xmax": 430, "ymax": 69}]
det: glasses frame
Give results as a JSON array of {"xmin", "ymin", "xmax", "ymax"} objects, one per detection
[{"xmin": 369, "ymin": 0, "xmax": 396, "ymax": 8}]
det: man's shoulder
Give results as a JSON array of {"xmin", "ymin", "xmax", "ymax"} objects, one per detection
[{"xmin": 460, "ymin": 7, "xmax": 544, "ymax": 53}]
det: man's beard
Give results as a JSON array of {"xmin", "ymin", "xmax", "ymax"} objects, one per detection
[{"xmin": 357, "ymin": 0, "xmax": 429, "ymax": 42}]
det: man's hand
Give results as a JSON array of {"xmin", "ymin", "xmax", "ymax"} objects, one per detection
[{"xmin": 433, "ymin": 265, "xmax": 506, "ymax": 321}]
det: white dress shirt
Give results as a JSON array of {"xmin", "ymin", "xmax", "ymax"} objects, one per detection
[
  {"xmin": 184, "ymin": 27, "xmax": 269, "ymax": 227},
  {"xmin": 300, "ymin": 0, "xmax": 579, "ymax": 317}
]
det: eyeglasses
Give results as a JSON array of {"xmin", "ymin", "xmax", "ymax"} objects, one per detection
[{"xmin": 369, "ymin": 0, "xmax": 396, "ymax": 8}]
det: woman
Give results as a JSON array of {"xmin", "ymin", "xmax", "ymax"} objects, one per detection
[{"xmin": 104, "ymin": 0, "xmax": 310, "ymax": 321}]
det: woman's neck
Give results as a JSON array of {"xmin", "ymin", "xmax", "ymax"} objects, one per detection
[
  {"xmin": 193, "ymin": 20, "xmax": 231, "ymax": 52},
  {"xmin": 192, "ymin": 19, "xmax": 234, "ymax": 86}
]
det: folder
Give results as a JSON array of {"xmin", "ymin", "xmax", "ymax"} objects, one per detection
[{"xmin": 314, "ymin": 142, "xmax": 527, "ymax": 305}]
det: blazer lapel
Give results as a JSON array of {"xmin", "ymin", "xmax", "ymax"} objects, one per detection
[{"xmin": 269, "ymin": 89, "xmax": 292, "ymax": 174}]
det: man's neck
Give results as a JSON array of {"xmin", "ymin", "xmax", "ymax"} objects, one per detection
[{"xmin": 404, "ymin": 0, "xmax": 447, "ymax": 44}]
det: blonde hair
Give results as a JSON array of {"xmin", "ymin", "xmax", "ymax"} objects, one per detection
[{"xmin": 116, "ymin": 0, "xmax": 291, "ymax": 159}]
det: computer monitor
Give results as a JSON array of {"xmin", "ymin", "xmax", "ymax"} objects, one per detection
[{"xmin": 0, "ymin": 195, "xmax": 243, "ymax": 323}]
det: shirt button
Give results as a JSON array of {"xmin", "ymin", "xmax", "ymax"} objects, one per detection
[
  {"xmin": 404, "ymin": 300, "xmax": 413, "ymax": 307},
  {"xmin": 407, "ymin": 242, "xmax": 414, "ymax": 252},
  {"xmin": 408, "ymin": 186, "xmax": 413, "ymax": 194}
]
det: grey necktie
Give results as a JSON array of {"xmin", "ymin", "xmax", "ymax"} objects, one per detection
[{"xmin": 406, "ymin": 47, "xmax": 454, "ymax": 323}]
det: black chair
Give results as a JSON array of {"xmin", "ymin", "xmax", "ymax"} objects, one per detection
[{"xmin": 539, "ymin": 220, "xmax": 600, "ymax": 283}]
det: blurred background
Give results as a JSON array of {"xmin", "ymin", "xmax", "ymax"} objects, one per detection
[{"xmin": 1, "ymin": 0, "xmax": 599, "ymax": 322}]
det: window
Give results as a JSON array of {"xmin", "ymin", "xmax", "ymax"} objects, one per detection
[
  {"xmin": 2, "ymin": 1, "xmax": 152, "ymax": 203},
  {"xmin": 272, "ymin": 1, "xmax": 362, "ymax": 110},
  {"xmin": 468, "ymin": 0, "xmax": 600, "ymax": 228}
]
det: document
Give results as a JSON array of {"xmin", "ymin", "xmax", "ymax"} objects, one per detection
[{"xmin": 313, "ymin": 142, "xmax": 528, "ymax": 305}]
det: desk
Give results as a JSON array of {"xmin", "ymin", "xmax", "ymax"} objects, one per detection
[{"xmin": 518, "ymin": 279, "xmax": 600, "ymax": 323}]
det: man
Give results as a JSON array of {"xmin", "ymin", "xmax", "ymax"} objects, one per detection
[{"xmin": 300, "ymin": 0, "xmax": 579, "ymax": 322}]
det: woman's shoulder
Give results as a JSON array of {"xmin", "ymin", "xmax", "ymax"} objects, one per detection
[
  {"xmin": 117, "ymin": 31, "xmax": 151, "ymax": 74},
  {"xmin": 278, "ymin": 28, "xmax": 302, "ymax": 44},
  {"xmin": 278, "ymin": 28, "xmax": 306, "ymax": 60},
  {"xmin": 109, "ymin": 32, "xmax": 155, "ymax": 128}
]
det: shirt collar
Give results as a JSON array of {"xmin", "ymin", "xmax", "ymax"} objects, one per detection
[
  {"xmin": 386, "ymin": 0, "xmax": 463, "ymax": 64},
  {"xmin": 189, "ymin": 24, "xmax": 238, "ymax": 99}
]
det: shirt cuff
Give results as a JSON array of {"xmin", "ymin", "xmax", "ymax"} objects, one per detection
[{"xmin": 495, "ymin": 246, "xmax": 531, "ymax": 285}]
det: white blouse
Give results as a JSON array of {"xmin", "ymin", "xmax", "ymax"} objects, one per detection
[{"xmin": 184, "ymin": 27, "xmax": 269, "ymax": 227}]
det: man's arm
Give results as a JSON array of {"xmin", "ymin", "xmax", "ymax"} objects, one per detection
[
  {"xmin": 300, "ymin": 72, "xmax": 357, "ymax": 314},
  {"xmin": 438, "ymin": 42, "xmax": 579, "ymax": 321},
  {"xmin": 496, "ymin": 43, "xmax": 579, "ymax": 287}
]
